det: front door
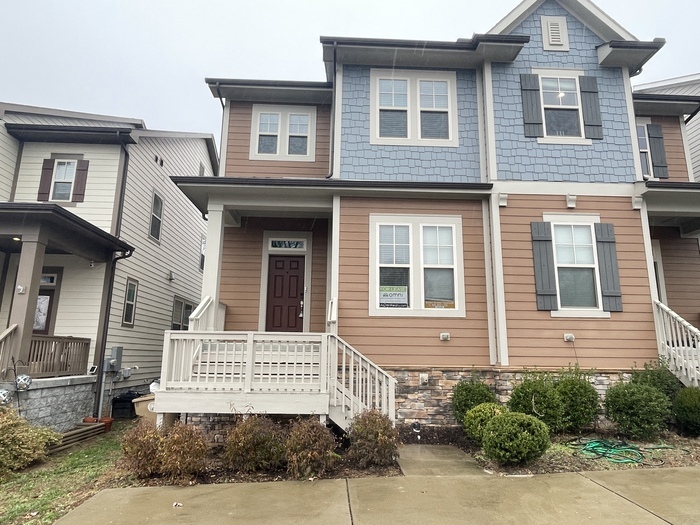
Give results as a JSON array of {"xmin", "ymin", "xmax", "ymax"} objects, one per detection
[
  {"xmin": 33, "ymin": 289, "xmax": 54, "ymax": 335},
  {"xmin": 266, "ymin": 255, "xmax": 305, "ymax": 332}
]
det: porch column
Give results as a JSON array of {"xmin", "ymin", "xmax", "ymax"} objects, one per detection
[
  {"xmin": 8, "ymin": 230, "xmax": 47, "ymax": 367},
  {"xmin": 202, "ymin": 203, "xmax": 225, "ymax": 330}
]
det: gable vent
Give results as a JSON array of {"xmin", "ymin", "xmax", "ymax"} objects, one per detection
[{"xmin": 542, "ymin": 16, "xmax": 569, "ymax": 52}]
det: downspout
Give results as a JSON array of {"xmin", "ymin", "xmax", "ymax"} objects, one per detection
[
  {"xmin": 214, "ymin": 82, "xmax": 225, "ymax": 111},
  {"xmin": 326, "ymin": 41, "xmax": 338, "ymax": 179},
  {"xmin": 93, "ymin": 130, "xmax": 133, "ymax": 417},
  {"xmin": 685, "ymin": 105, "xmax": 700, "ymax": 125}
]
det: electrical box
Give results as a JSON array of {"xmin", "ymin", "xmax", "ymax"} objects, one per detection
[{"xmin": 103, "ymin": 346, "xmax": 123, "ymax": 372}]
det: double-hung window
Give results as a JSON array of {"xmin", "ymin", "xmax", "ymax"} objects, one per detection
[
  {"xmin": 370, "ymin": 215, "xmax": 465, "ymax": 317},
  {"xmin": 122, "ymin": 279, "xmax": 138, "ymax": 326},
  {"xmin": 540, "ymin": 77, "xmax": 582, "ymax": 137},
  {"xmin": 635, "ymin": 118, "xmax": 669, "ymax": 179},
  {"xmin": 149, "ymin": 193, "xmax": 164, "ymax": 241},
  {"xmin": 531, "ymin": 215, "xmax": 622, "ymax": 318},
  {"xmin": 370, "ymin": 69, "xmax": 458, "ymax": 147},
  {"xmin": 249, "ymin": 105, "xmax": 316, "ymax": 161},
  {"xmin": 51, "ymin": 160, "xmax": 77, "ymax": 200},
  {"xmin": 172, "ymin": 298, "xmax": 194, "ymax": 330},
  {"xmin": 38, "ymin": 156, "xmax": 89, "ymax": 203}
]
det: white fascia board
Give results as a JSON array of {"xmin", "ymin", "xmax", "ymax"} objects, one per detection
[{"xmin": 492, "ymin": 180, "xmax": 637, "ymax": 197}]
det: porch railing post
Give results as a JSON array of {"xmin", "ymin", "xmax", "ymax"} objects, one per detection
[{"xmin": 244, "ymin": 333, "xmax": 255, "ymax": 392}]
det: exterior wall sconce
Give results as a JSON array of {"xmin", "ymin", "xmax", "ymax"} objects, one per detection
[
  {"xmin": 168, "ymin": 271, "xmax": 175, "ymax": 282},
  {"xmin": 0, "ymin": 389, "xmax": 12, "ymax": 405}
]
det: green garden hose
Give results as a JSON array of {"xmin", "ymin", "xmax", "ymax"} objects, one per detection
[{"xmin": 566, "ymin": 437, "xmax": 677, "ymax": 466}]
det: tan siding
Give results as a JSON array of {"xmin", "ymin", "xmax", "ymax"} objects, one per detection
[
  {"xmin": 653, "ymin": 227, "xmax": 700, "ymax": 326},
  {"xmin": 337, "ymin": 197, "xmax": 490, "ymax": 368},
  {"xmin": 220, "ymin": 217, "xmax": 328, "ymax": 332},
  {"xmin": 651, "ymin": 116, "xmax": 691, "ymax": 182},
  {"xmin": 225, "ymin": 103, "xmax": 330, "ymax": 179},
  {"xmin": 500, "ymin": 195, "xmax": 657, "ymax": 370}
]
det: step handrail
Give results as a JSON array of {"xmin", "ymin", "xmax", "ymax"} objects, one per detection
[
  {"xmin": 653, "ymin": 300, "xmax": 700, "ymax": 387},
  {"xmin": 0, "ymin": 323, "xmax": 18, "ymax": 379}
]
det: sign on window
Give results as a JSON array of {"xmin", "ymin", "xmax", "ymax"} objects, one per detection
[{"xmin": 379, "ymin": 286, "xmax": 408, "ymax": 308}]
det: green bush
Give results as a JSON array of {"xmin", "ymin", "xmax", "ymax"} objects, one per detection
[
  {"xmin": 159, "ymin": 421, "xmax": 208, "ymax": 481},
  {"xmin": 482, "ymin": 412, "xmax": 550, "ymax": 465},
  {"xmin": 630, "ymin": 360, "xmax": 683, "ymax": 402},
  {"xmin": 507, "ymin": 375, "xmax": 564, "ymax": 433},
  {"xmin": 285, "ymin": 418, "xmax": 338, "ymax": 478},
  {"xmin": 673, "ymin": 388, "xmax": 700, "ymax": 437},
  {"xmin": 0, "ymin": 407, "xmax": 61, "ymax": 476},
  {"xmin": 346, "ymin": 409, "xmax": 399, "ymax": 468},
  {"xmin": 451, "ymin": 379, "xmax": 497, "ymax": 423},
  {"xmin": 223, "ymin": 416, "xmax": 287, "ymax": 472},
  {"xmin": 555, "ymin": 371, "xmax": 599, "ymax": 433},
  {"xmin": 121, "ymin": 419, "xmax": 164, "ymax": 478},
  {"xmin": 605, "ymin": 382, "xmax": 671, "ymax": 439},
  {"xmin": 463, "ymin": 403, "xmax": 507, "ymax": 444}
]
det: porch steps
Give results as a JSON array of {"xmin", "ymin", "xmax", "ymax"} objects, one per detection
[{"xmin": 47, "ymin": 422, "xmax": 106, "ymax": 455}]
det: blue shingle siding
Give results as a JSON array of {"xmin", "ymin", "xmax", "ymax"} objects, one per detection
[
  {"xmin": 492, "ymin": 1, "xmax": 636, "ymax": 183},
  {"xmin": 339, "ymin": 66, "xmax": 481, "ymax": 182}
]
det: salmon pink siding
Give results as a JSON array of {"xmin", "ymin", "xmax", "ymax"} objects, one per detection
[
  {"xmin": 337, "ymin": 197, "xmax": 490, "ymax": 368},
  {"xmin": 653, "ymin": 227, "xmax": 700, "ymax": 326},
  {"xmin": 225, "ymin": 103, "xmax": 331, "ymax": 179},
  {"xmin": 500, "ymin": 195, "xmax": 657, "ymax": 370},
  {"xmin": 219, "ymin": 218, "xmax": 328, "ymax": 332}
]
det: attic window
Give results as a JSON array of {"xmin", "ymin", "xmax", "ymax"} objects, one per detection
[{"xmin": 541, "ymin": 16, "xmax": 569, "ymax": 52}]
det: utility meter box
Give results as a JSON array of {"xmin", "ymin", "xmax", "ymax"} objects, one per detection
[{"xmin": 103, "ymin": 346, "xmax": 123, "ymax": 372}]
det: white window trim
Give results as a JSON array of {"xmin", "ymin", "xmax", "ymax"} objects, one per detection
[
  {"xmin": 532, "ymin": 68, "xmax": 589, "ymax": 145},
  {"xmin": 541, "ymin": 16, "xmax": 570, "ymax": 52},
  {"xmin": 249, "ymin": 105, "xmax": 317, "ymax": 162},
  {"xmin": 542, "ymin": 213, "xmax": 610, "ymax": 319},
  {"xmin": 49, "ymin": 159, "xmax": 77, "ymax": 201},
  {"xmin": 122, "ymin": 279, "xmax": 138, "ymax": 326},
  {"xmin": 369, "ymin": 69, "xmax": 459, "ymax": 148},
  {"xmin": 149, "ymin": 192, "xmax": 164, "ymax": 242},
  {"xmin": 635, "ymin": 117, "xmax": 655, "ymax": 179},
  {"xmin": 369, "ymin": 214, "xmax": 465, "ymax": 317},
  {"xmin": 172, "ymin": 297, "xmax": 195, "ymax": 330}
]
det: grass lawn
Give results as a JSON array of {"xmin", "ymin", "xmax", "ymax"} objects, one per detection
[{"xmin": 0, "ymin": 421, "xmax": 134, "ymax": 525}]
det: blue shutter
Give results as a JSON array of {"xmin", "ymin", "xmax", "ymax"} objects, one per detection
[
  {"xmin": 579, "ymin": 76, "xmax": 603, "ymax": 140},
  {"xmin": 595, "ymin": 223, "xmax": 623, "ymax": 312},
  {"xmin": 647, "ymin": 124, "xmax": 669, "ymax": 179},
  {"xmin": 531, "ymin": 222, "xmax": 558, "ymax": 311}
]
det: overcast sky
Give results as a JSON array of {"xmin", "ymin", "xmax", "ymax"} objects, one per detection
[{"xmin": 1, "ymin": 0, "xmax": 697, "ymax": 148}]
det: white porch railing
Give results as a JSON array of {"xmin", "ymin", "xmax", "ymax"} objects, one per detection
[
  {"xmin": 159, "ymin": 330, "xmax": 396, "ymax": 428},
  {"xmin": 0, "ymin": 324, "xmax": 18, "ymax": 379},
  {"xmin": 189, "ymin": 296, "xmax": 226, "ymax": 331},
  {"xmin": 653, "ymin": 300, "xmax": 700, "ymax": 387}
]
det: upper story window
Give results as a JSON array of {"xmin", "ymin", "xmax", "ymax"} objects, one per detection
[
  {"xmin": 249, "ymin": 105, "xmax": 317, "ymax": 162},
  {"xmin": 38, "ymin": 156, "xmax": 89, "ymax": 203},
  {"xmin": 636, "ymin": 118, "xmax": 669, "ymax": 179},
  {"xmin": 369, "ymin": 215, "xmax": 465, "ymax": 317},
  {"xmin": 149, "ymin": 192, "xmax": 164, "ymax": 241},
  {"xmin": 122, "ymin": 278, "xmax": 138, "ymax": 327},
  {"xmin": 521, "ymin": 70, "xmax": 602, "ymax": 144},
  {"xmin": 370, "ymin": 69, "xmax": 459, "ymax": 147}
]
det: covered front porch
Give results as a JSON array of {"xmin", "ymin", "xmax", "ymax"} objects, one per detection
[{"xmin": 0, "ymin": 203, "xmax": 133, "ymax": 381}]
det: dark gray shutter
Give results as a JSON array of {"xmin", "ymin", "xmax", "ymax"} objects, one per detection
[
  {"xmin": 531, "ymin": 222, "xmax": 558, "ymax": 311},
  {"xmin": 579, "ymin": 76, "xmax": 603, "ymax": 140},
  {"xmin": 647, "ymin": 124, "xmax": 669, "ymax": 179},
  {"xmin": 595, "ymin": 223, "xmax": 622, "ymax": 312},
  {"xmin": 72, "ymin": 159, "xmax": 89, "ymax": 202},
  {"xmin": 520, "ymin": 74, "xmax": 543, "ymax": 138},
  {"xmin": 38, "ymin": 159, "xmax": 54, "ymax": 201}
]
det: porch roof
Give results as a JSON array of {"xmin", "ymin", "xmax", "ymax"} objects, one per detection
[
  {"xmin": 0, "ymin": 203, "xmax": 133, "ymax": 262},
  {"xmin": 172, "ymin": 176, "xmax": 493, "ymax": 215},
  {"xmin": 644, "ymin": 181, "xmax": 700, "ymax": 236}
]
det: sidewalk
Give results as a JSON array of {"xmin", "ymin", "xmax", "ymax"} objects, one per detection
[{"xmin": 55, "ymin": 445, "xmax": 698, "ymax": 524}]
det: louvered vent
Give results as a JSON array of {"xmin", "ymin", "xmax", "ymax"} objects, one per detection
[{"xmin": 541, "ymin": 16, "xmax": 569, "ymax": 51}]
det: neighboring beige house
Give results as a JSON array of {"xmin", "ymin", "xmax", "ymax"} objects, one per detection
[
  {"xmin": 153, "ymin": 0, "xmax": 700, "ymax": 432},
  {"xmin": 635, "ymin": 73, "xmax": 700, "ymax": 182},
  {"xmin": 0, "ymin": 102, "xmax": 218, "ymax": 431}
]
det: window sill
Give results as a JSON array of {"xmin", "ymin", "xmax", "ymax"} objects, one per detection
[
  {"xmin": 369, "ymin": 308, "xmax": 466, "ymax": 318},
  {"xmin": 48, "ymin": 201, "xmax": 77, "ymax": 207},
  {"xmin": 550, "ymin": 309, "xmax": 611, "ymax": 319},
  {"xmin": 369, "ymin": 137, "xmax": 459, "ymax": 148},
  {"xmin": 248, "ymin": 152, "xmax": 316, "ymax": 162},
  {"xmin": 537, "ymin": 137, "xmax": 593, "ymax": 146}
]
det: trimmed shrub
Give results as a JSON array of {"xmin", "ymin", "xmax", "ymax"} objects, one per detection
[
  {"xmin": 159, "ymin": 422, "xmax": 208, "ymax": 481},
  {"xmin": 451, "ymin": 379, "xmax": 497, "ymax": 423},
  {"xmin": 0, "ymin": 407, "xmax": 61, "ymax": 475},
  {"xmin": 223, "ymin": 415, "xmax": 287, "ymax": 472},
  {"xmin": 630, "ymin": 360, "xmax": 683, "ymax": 402},
  {"xmin": 507, "ymin": 375, "xmax": 564, "ymax": 433},
  {"xmin": 605, "ymin": 382, "xmax": 671, "ymax": 439},
  {"xmin": 555, "ymin": 373, "xmax": 599, "ymax": 434},
  {"xmin": 285, "ymin": 418, "xmax": 338, "ymax": 478},
  {"xmin": 121, "ymin": 419, "xmax": 164, "ymax": 478},
  {"xmin": 463, "ymin": 403, "xmax": 507, "ymax": 444},
  {"xmin": 482, "ymin": 412, "xmax": 550, "ymax": 465},
  {"xmin": 346, "ymin": 409, "xmax": 399, "ymax": 468},
  {"xmin": 673, "ymin": 387, "xmax": 700, "ymax": 437}
]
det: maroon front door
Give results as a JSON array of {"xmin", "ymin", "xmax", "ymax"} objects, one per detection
[{"xmin": 266, "ymin": 256, "xmax": 305, "ymax": 332}]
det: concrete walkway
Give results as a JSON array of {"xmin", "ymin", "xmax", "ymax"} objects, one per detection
[{"xmin": 55, "ymin": 445, "xmax": 698, "ymax": 524}]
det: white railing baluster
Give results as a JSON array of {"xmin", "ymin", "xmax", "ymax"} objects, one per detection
[{"xmin": 653, "ymin": 300, "xmax": 700, "ymax": 387}]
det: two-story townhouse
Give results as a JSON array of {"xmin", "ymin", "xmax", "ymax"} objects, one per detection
[
  {"xmin": 156, "ymin": 0, "xmax": 700, "ymax": 432},
  {"xmin": 0, "ymin": 102, "xmax": 218, "ymax": 431}
]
